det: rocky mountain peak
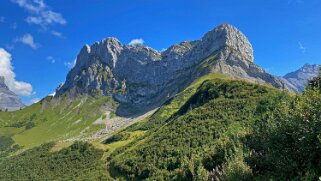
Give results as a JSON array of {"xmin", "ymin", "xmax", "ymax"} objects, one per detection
[
  {"xmin": 201, "ymin": 23, "xmax": 254, "ymax": 62},
  {"xmin": 284, "ymin": 64, "xmax": 320, "ymax": 78},
  {"xmin": 0, "ymin": 76, "xmax": 25, "ymax": 111},
  {"xmin": 56, "ymin": 23, "xmax": 292, "ymax": 115},
  {"xmin": 282, "ymin": 64, "xmax": 320, "ymax": 92},
  {"xmin": 0, "ymin": 76, "xmax": 8, "ymax": 89}
]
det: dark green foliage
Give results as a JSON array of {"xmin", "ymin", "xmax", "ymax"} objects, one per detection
[
  {"xmin": 7, "ymin": 120, "xmax": 26, "ymax": 128},
  {"xmin": 0, "ymin": 142, "xmax": 110, "ymax": 180},
  {"xmin": 30, "ymin": 113, "xmax": 37, "ymax": 121},
  {"xmin": 0, "ymin": 136, "xmax": 15, "ymax": 151},
  {"xmin": 25, "ymin": 121, "xmax": 35, "ymax": 129},
  {"xmin": 177, "ymin": 80, "xmax": 269, "ymax": 116},
  {"xmin": 246, "ymin": 69, "xmax": 321, "ymax": 180},
  {"xmin": 0, "ymin": 136, "xmax": 20, "ymax": 162},
  {"xmin": 108, "ymin": 79, "xmax": 286, "ymax": 180},
  {"xmin": 307, "ymin": 67, "xmax": 321, "ymax": 91},
  {"xmin": 104, "ymin": 132, "xmax": 130, "ymax": 144}
]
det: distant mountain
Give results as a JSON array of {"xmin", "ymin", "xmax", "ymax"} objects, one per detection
[
  {"xmin": 282, "ymin": 64, "xmax": 320, "ymax": 92},
  {"xmin": 0, "ymin": 76, "xmax": 25, "ymax": 111},
  {"xmin": 56, "ymin": 23, "xmax": 292, "ymax": 116}
]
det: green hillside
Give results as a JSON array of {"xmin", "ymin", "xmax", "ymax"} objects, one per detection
[
  {"xmin": 106, "ymin": 77, "xmax": 291, "ymax": 180},
  {"xmin": 0, "ymin": 142, "xmax": 110, "ymax": 180},
  {"xmin": 1, "ymin": 73, "xmax": 321, "ymax": 180},
  {"xmin": 104, "ymin": 72, "xmax": 321, "ymax": 180},
  {"xmin": 0, "ymin": 94, "xmax": 114, "ymax": 148}
]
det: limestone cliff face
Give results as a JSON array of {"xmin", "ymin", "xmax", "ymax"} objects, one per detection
[
  {"xmin": 56, "ymin": 23, "xmax": 292, "ymax": 115},
  {"xmin": 0, "ymin": 76, "xmax": 25, "ymax": 111}
]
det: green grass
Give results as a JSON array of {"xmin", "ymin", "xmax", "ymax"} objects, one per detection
[
  {"xmin": 0, "ymin": 127, "xmax": 24, "ymax": 137},
  {"xmin": 0, "ymin": 95, "xmax": 113, "ymax": 149}
]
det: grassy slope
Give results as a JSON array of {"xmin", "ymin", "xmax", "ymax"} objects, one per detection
[
  {"xmin": 0, "ymin": 73, "xmax": 293, "ymax": 180},
  {"xmin": 0, "ymin": 95, "xmax": 112, "ymax": 148},
  {"xmin": 103, "ymin": 75, "xmax": 292, "ymax": 180}
]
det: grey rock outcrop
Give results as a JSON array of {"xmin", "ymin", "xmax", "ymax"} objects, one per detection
[
  {"xmin": 282, "ymin": 64, "xmax": 320, "ymax": 92},
  {"xmin": 56, "ymin": 23, "xmax": 293, "ymax": 115},
  {"xmin": 0, "ymin": 76, "xmax": 25, "ymax": 111}
]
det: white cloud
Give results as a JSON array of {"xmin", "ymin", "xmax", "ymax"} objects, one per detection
[
  {"xmin": 128, "ymin": 38, "xmax": 144, "ymax": 46},
  {"xmin": 31, "ymin": 98, "xmax": 40, "ymax": 103},
  {"xmin": 298, "ymin": 41, "xmax": 306, "ymax": 53},
  {"xmin": 11, "ymin": 0, "xmax": 66, "ymax": 29},
  {"xmin": 0, "ymin": 48, "xmax": 33, "ymax": 96},
  {"xmin": 12, "ymin": 0, "xmax": 46, "ymax": 13},
  {"xmin": 51, "ymin": 30, "xmax": 65, "ymax": 38},
  {"xmin": 15, "ymin": 34, "xmax": 38, "ymax": 49},
  {"xmin": 49, "ymin": 91, "xmax": 56, "ymax": 97},
  {"xmin": 46, "ymin": 56, "xmax": 55, "ymax": 63},
  {"xmin": 64, "ymin": 59, "xmax": 76, "ymax": 69},
  {"xmin": 5, "ymin": 44, "xmax": 15, "ymax": 50},
  {"xmin": 26, "ymin": 11, "xmax": 66, "ymax": 27}
]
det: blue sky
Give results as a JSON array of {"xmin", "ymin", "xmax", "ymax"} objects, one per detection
[{"xmin": 0, "ymin": 0, "xmax": 320, "ymax": 104}]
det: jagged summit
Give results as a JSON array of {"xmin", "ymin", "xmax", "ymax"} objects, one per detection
[
  {"xmin": 0, "ymin": 76, "xmax": 25, "ymax": 111},
  {"xmin": 284, "ymin": 64, "xmax": 319, "ymax": 79},
  {"xmin": 202, "ymin": 23, "xmax": 254, "ymax": 62},
  {"xmin": 56, "ymin": 23, "xmax": 291, "ymax": 115},
  {"xmin": 282, "ymin": 64, "xmax": 320, "ymax": 92}
]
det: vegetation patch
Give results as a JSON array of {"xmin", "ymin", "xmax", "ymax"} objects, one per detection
[{"xmin": 0, "ymin": 142, "xmax": 111, "ymax": 180}]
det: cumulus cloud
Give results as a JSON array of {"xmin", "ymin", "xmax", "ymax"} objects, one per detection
[
  {"xmin": 160, "ymin": 48, "xmax": 167, "ymax": 52},
  {"xmin": 11, "ymin": 0, "xmax": 66, "ymax": 29},
  {"xmin": 64, "ymin": 59, "xmax": 76, "ymax": 69},
  {"xmin": 0, "ymin": 48, "xmax": 33, "ymax": 96},
  {"xmin": 31, "ymin": 98, "xmax": 40, "ymax": 103},
  {"xmin": 298, "ymin": 41, "xmax": 306, "ymax": 53},
  {"xmin": 15, "ymin": 34, "xmax": 38, "ymax": 49},
  {"xmin": 128, "ymin": 38, "xmax": 144, "ymax": 46},
  {"xmin": 49, "ymin": 91, "xmax": 56, "ymax": 97},
  {"xmin": 5, "ymin": 44, "xmax": 15, "ymax": 50},
  {"xmin": 46, "ymin": 56, "xmax": 55, "ymax": 63},
  {"xmin": 51, "ymin": 30, "xmax": 65, "ymax": 38}
]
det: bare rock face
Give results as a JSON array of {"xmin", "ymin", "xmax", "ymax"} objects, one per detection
[
  {"xmin": 56, "ymin": 23, "xmax": 293, "ymax": 115},
  {"xmin": 201, "ymin": 24, "xmax": 254, "ymax": 62},
  {"xmin": 0, "ymin": 76, "xmax": 25, "ymax": 111},
  {"xmin": 282, "ymin": 64, "xmax": 320, "ymax": 92}
]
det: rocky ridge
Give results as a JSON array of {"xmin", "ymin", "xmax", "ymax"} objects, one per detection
[
  {"xmin": 56, "ymin": 23, "xmax": 293, "ymax": 115},
  {"xmin": 282, "ymin": 64, "xmax": 320, "ymax": 92},
  {"xmin": 0, "ymin": 76, "xmax": 25, "ymax": 111}
]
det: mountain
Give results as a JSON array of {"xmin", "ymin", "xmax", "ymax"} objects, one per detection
[
  {"xmin": 0, "ymin": 76, "xmax": 25, "ymax": 111},
  {"xmin": 56, "ymin": 23, "xmax": 292, "ymax": 116},
  {"xmin": 282, "ymin": 64, "xmax": 320, "ymax": 92},
  {"xmin": 1, "ymin": 23, "xmax": 321, "ymax": 180}
]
